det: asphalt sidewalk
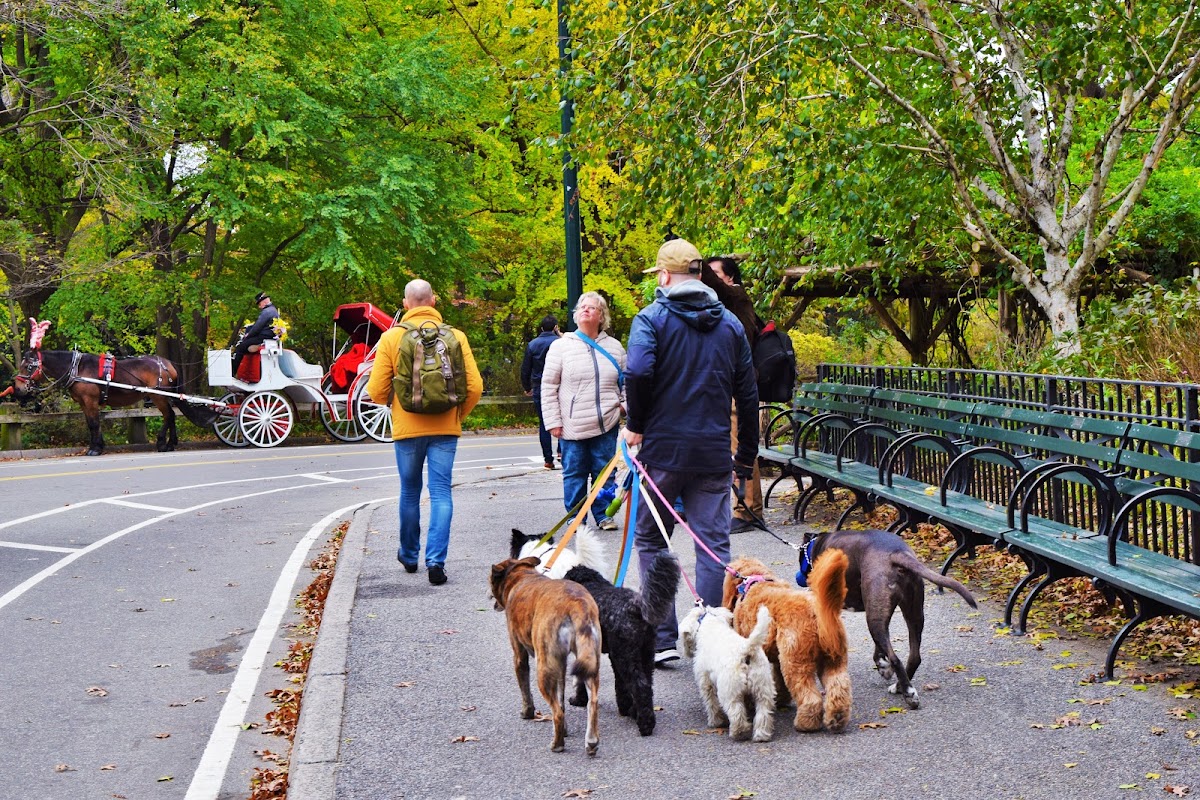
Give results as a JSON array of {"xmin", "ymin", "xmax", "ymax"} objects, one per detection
[{"xmin": 290, "ymin": 467, "xmax": 1200, "ymax": 800}]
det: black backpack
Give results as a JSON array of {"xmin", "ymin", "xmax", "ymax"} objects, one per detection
[{"xmin": 753, "ymin": 321, "xmax": 797, "ymax": 403}]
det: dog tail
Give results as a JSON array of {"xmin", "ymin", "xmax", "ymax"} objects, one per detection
[
  {"xmin": 745, "ymin": 605, "xmax": 772, "ymax": 652},
  {"xmin": 574, "ymin": 526, "xmax": 611, "ymax": 575},
  {"xmin": 808, "ymin": 547, "xmax": 849, "ymax": 659},
  {"xmin": 567, "ymin": 619, "xmax": 602, "ymax": 682},
  {"xmin": 890, "ymin": 552, "xmax": 978, "ymax": 609},
  {"xmin": 638, "ymin": 552, "xmax": 681, "ymax": 626}
]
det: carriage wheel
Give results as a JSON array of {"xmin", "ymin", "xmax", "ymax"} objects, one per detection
[
  {"xmin": 213, "ymin": 392, "xmax": 248, "ymax": 448},
  {"xmin": 352, "ymin": 368, "xmax": 392, "ymax": 443},
  {"xmin": 238, "ymin": 390, "xmax": 294, "ymax": 448},
  {"xmin": 319, "ymin": 380, "xmax": 366, "ymax": 442}
]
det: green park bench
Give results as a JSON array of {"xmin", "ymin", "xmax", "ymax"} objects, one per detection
[{"xmin": 757, "ymin": 378, "xmax": 1200, "ymax": 678}]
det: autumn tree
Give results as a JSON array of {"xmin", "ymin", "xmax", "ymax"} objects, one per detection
[{"xmin": 572, "ymin": 0, "xmax": 1200, "ymax": 356}]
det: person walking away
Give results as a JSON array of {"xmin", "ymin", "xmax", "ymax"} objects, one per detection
[
  {"xmin": 231, "ymin": 292, "xmax": 280, "ymax": 374},
  {"xmin": 541, "ymin": 292, "xmax": 626, "ymax": 531},
  {"xmin": 367, "ymin": 279, "xmax": 483, "ymax": 585},
  {"xmin": 703, "ymin": 256, "xmax": 764, "ymax": 533},
  {"xmin": 624, "ymin": 239, "xmax": 758, "ymax": 665},
  {"xmin": 521, "ymin": 315, "xmax": 561, "ymax": 469}
]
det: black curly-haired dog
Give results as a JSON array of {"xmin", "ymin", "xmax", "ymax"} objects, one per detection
[{"xmin": 564, "ymin": 553, "xmax": 680, "ymax": 736}]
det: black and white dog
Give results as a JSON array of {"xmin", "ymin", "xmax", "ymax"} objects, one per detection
[
  {"xmin": 801, "ymin": 528, "xmax": 977, "ymax": 709},
  {"xmin": 510, "ymin": 527, "xmax": 609, "ymax": 579},
  {"xmin": 564, "ymin": 553, "xmax": 680, "ymax": 736}
]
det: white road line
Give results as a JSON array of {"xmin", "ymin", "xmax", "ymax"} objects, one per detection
[
  {"xmin": 184, "ymin": 497, "xmax": 395, "ymax": 800},
  {"xmin": 0, "ymin": 478, "xmax": 388, "ymax": 612},
  {"xmin": 101, "ymin": 499, "xmax": 181, "ymax": 512},
  {"xmin": 0, "ymin": 467, "xmax": 395, "ymax": 532},
  {"xmin": 0, "ymin": 540, "xmax": 78, "ymax": 553},
  {"xmin": 302, "ymin": 473, "xmax": 346, "ymax": 483}
]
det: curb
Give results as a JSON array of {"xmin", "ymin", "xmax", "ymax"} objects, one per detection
[{"xmin": 287, "ymin": 501, "xmax": 376, "ymax": 800}]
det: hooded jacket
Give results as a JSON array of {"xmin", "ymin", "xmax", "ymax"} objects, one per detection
[
  {"xmin": 540, "ymin": 330, "xmax": 626, "ymax": 441},
  {"xmin": 366, "ymin": 305, "xmax": 483, "ymax": 440},
  {"xmin": 520, "ymin": 330, "xmax": 559, "ymax": 392},
  {"xmin": 625, "ymin": 281, "xmax": 758, "ymax": 472}
]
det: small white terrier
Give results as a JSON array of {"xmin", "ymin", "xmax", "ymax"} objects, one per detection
[{"xmin": 679, "ymin": 604, "xmax": 776, "ymax": 742}]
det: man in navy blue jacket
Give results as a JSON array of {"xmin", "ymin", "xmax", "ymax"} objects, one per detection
[
  {"xmin": 521, "ymin": 314, "xmax": 561, "ymax": 469},
  {"xmin": 623, "ymin": 238, "xmax": 759, "ymax": 664}
]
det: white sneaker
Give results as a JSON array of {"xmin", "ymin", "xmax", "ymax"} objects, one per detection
[
  {"xmin": 597, "ymin": 516, "xmax": 618, "ymax": 531},
  {"xmin": 654, "ymin": 648, "xmax": 680, "ymax": 667}
]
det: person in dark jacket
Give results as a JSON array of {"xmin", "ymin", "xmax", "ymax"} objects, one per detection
[
  {"xmin": 231, "ymin": 292, "xmax": 280, "ymax": 373},
  {"xmin": 703, "ymin": 256, "xmax": 764, "ymax": 533},
  {"xmin": 521, "ymin": 314, "xmax": 561, "ymax": 469},
  {"xmin": 623, "ymin": 238, "xmax": 759, "ymax": 665}
]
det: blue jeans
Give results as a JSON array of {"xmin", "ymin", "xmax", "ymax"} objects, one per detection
[
  {"xmin": 634, "ymin": 467, "xmax": 732, "ymax": 649},
  {"xmin": 533, "ymin": 392, "xmax": 554, "ymax": 464},
  {"xmin": 560, "ymin": 427, "xmax": 619, "ymax": 525},
  {"xmin": 393, "ymin": 435, "xmax": 458, "ymax": 568}
]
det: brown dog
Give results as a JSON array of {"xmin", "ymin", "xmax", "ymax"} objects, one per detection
[
  {"xmin": 722, "ymin": 550, "xmax": 852, "ymax": 733},
  {"xmin": 490, "ymin": 556, "xmax": 602, "ymax": 755},
  {"xmin": 806, "ymin": 528, "xmax": 977, "ymax": 709}
]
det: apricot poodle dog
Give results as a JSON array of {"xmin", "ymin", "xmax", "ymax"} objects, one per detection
[{"xmin": 722, "ymin": 549, "xmax": 852, "ymax": 733}]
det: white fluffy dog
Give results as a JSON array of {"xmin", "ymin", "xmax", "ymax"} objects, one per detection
[
  {"xmin": 510, "ymin": 527, "xmax": 610, "ymax": 579},
  {"xmin": 679, "ymin": 604, "xmax": 776, "ymax": 742}
]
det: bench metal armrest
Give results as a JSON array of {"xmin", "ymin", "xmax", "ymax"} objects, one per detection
[
  {"xmin": 795, "ymin": 412, "xmax": 859, "ymax": 458},
  {"xmin": 878, "ymin": 433, "xmax": 960, "ymax": 487},
  {"xmin": 1007, "ymin": 461, "xmax": 1118, "ymax": 537},
  {"xmin": 831, "ymin": 421, "xmax": 898, "ymax": 471},
  {"xmin": 939, "ymin": 446, "xmax": 1025, "ymax": 504},
  {"xmin": 1110, "ymin": 486, "xmax": 1200, "ymax": 566}
]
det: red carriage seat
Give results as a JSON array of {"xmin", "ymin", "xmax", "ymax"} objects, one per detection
[
  {"xmin": 236, "ymin": 352, "xmax": 262, "ymax": 383},
  {"xmin": 329, "ymin": 342, "xmax": 367, "ymax": 391}
]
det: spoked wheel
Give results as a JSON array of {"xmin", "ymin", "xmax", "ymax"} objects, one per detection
[
  {"xmin": 238, "ymin": 390, "xmax": 294, "ymax": 448},
  {"xmin": 213, "ymin": 392, "xmax": 248, "ymax": 448},
  {"xmin": 319, "ymin": 386, "xmax": 366, "ymax": 443},
  {"xmin": 352, "ymin": 367, "xmax": 392, "ymax": 443}
]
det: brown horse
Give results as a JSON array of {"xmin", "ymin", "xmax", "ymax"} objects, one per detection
[{"xmin": 12, "ymin": 347, "xmax": 205, "ymax": 456}]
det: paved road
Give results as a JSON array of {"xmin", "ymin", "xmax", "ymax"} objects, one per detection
[
  {"xmin": 0, "ymin": 434, "xmax": 548, "ymax": 800},
  {"xmin": 294, "ymin": 466, "xmax": 1200, "ymax": 800}
]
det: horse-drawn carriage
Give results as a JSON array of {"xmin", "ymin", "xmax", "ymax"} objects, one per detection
[
  {"xmin": 12, "ymin": 303, "xmax": 400, "ymax": 453},
  {"xmin": 206, "ymin": 302, "xmax": 398, "ymax": 447}
]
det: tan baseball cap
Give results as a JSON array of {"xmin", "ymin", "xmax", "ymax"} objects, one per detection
[{"xmin": 644, "ymin": 238, "xmax": 703, "ymax": 274}]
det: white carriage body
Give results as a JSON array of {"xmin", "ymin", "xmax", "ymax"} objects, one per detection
[{"xmin": 207, "ymin": 340, "xmax": 328, "ymax": 405}]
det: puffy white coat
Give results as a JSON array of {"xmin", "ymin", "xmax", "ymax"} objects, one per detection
[{"xmin": 540, "ymin": 331, "xmax": 626, "ymax": 441}]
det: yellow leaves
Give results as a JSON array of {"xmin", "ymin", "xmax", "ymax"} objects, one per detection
[
  {"xmin": 1066, "ymin": 697, "xmax": 1112, "ymax": 706},
  {"xmin": 1063, "ymin": 762, "xmax": 1077, "ymax": 768},
  {"xmin": 1053, "ymin": 662, "xmax": 1080, "ymax": 670},
  {"xmin": 969, "ymin": 676, "xmax": 988, "ymax": 687},
  {"xmin": 879, "ymin": 706, "xmax": 906, "ymax": 716},
  {"xmin": 945, "ymin": 664, "xmax": 967, "ymax": 673},
  {"xmin": 727, "ymin": 790, "xmax": 756, "ymax": 799}
]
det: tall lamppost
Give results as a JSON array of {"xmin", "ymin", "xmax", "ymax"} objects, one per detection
[{"xmin": 558, "ymin": 0, "xmax": 583, "ymax": 330}]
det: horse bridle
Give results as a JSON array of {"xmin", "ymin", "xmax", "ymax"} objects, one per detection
[{"xmin": 14, "ymin": 349, "xmax": 44, "ymax": 389}]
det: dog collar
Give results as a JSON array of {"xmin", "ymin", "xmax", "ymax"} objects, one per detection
[
  {"xmin": 736, "ymin": 574, "xmax": 771, "ymax": 596},
  {"xmin": 795, "ymin": 538, "xmax": 816, "ymax": 588}
]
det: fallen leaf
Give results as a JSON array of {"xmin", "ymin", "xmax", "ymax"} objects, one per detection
[
  {"xmin": 1119, "ymin": 784, "xmax": 1140, "ymax": 790},
  {"xmin": 1148, "ymin": 773, "xmax": 1162, "ymax": 780},
  {"xmin": 460, "ymin": 705, "xmax": 477, "ymax": 712},
  {"xmin": 1186, "ymin": 730, "xmax": 1198, "ymax": 740},
  {"xmin": 153, "ymin": 664, "xmax": 170, "ymax": 669},
  {"xmin": 393, "ymin": 681, "xmax": 415, "ymax": 688},
  {"xmin": 532, "ymin": 711, "xmax": 553, "ymax": 722},
  {"xmin": 156, "ymin": 776, "xmax": 174, "ymax": 782},
  {"xmin": 450, "ymin": 735, "xmax": 479, "ymax": 743},
  {"xmin": 54, "ymin": 764, "xmax": 75, "ymax": 773},
  {"xmin": 160, "ymin": 598, "xmax": 175, "ymax": 603},
  {"xmin": 922, "ymin": 683, "xmax": 940, "ymax": 691},
  {"xmin": 100, "ymin": 764, "xmax": 116, "ymax": 771},
  {"xmin": 1064, "ymin": 763, "xmax": 1077, "ymax": 768},
  {"xmin": 1164, "ymin": 785, "xmax": 1190, "ymax": 796},
  {"xmin": 1167, "ymin": 708, "xmax": 1195, "ymax": 721},
  {"xmin": 859, "ymin": 722, "xmax": 887, "ymax": 729},
  {"xmin": 1151, "ymin": 726, "xmax": 1167, "ymax": 736},
  {"xmin": 86, "ymin": 686, "xmax": 109, "ymax": 697},
  {"xmin": 439, "ymin": 629, "xmax": 459, "ymax": 635},
  {"xmin": 946, "ymin": 664, "xmax": 967, "ymax": 673},
  {"xmin": 682, "ymin": 729, "xmax": 702, "ymax": 735},
  {"xmin": 154, "ymin": 733, "xmax": 170, "ymax": 739},
  {"xmin": 956, "ymin": 625, "xmax": 974, "ymax": 632},
  {"xmin": 562, "ymin": 790, "xmax": 593, "ymax": 798}
]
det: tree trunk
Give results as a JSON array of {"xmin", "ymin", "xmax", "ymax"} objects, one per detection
[{"xmin": 1039, "ymin": 249, "xmax": 1082, "ymax": 357}]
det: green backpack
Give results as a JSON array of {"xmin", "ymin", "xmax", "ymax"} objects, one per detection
[{"xmin": 391, "ymin": 320, "xmax": 468, "ymax": 414}]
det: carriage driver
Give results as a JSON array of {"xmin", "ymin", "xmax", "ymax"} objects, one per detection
[{"xmin": 231, "ymin": 291, "xmax": 281, "ymax": 374}]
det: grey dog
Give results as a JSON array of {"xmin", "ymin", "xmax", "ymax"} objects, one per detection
[{"xmin": 802, "ymin": 528, "xmax": 977, "ymax": 709}]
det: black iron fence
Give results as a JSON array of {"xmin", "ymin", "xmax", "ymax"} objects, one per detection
[{"xmin": 817, "ymin": 364, "xmax": 1200, "ymax": 432}]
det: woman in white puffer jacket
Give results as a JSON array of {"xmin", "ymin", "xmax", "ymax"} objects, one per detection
[{"xmin": 541, "ymin": 291, "xmax": 626, "ymax": 529}]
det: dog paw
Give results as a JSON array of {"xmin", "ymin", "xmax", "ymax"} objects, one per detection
[{"xmin": 568, "ymin": 695, "xmax": 588, "ymax": 708}]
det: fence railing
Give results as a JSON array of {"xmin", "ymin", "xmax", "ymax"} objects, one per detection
[{"xmin": 818, "ymin": 364, "xmax": 1200, "ymax": 432}]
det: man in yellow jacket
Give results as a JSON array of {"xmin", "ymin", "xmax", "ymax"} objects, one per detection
[{"xmin": 368, "ymin": 279, "xmax": 483, "ymax": 585}]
